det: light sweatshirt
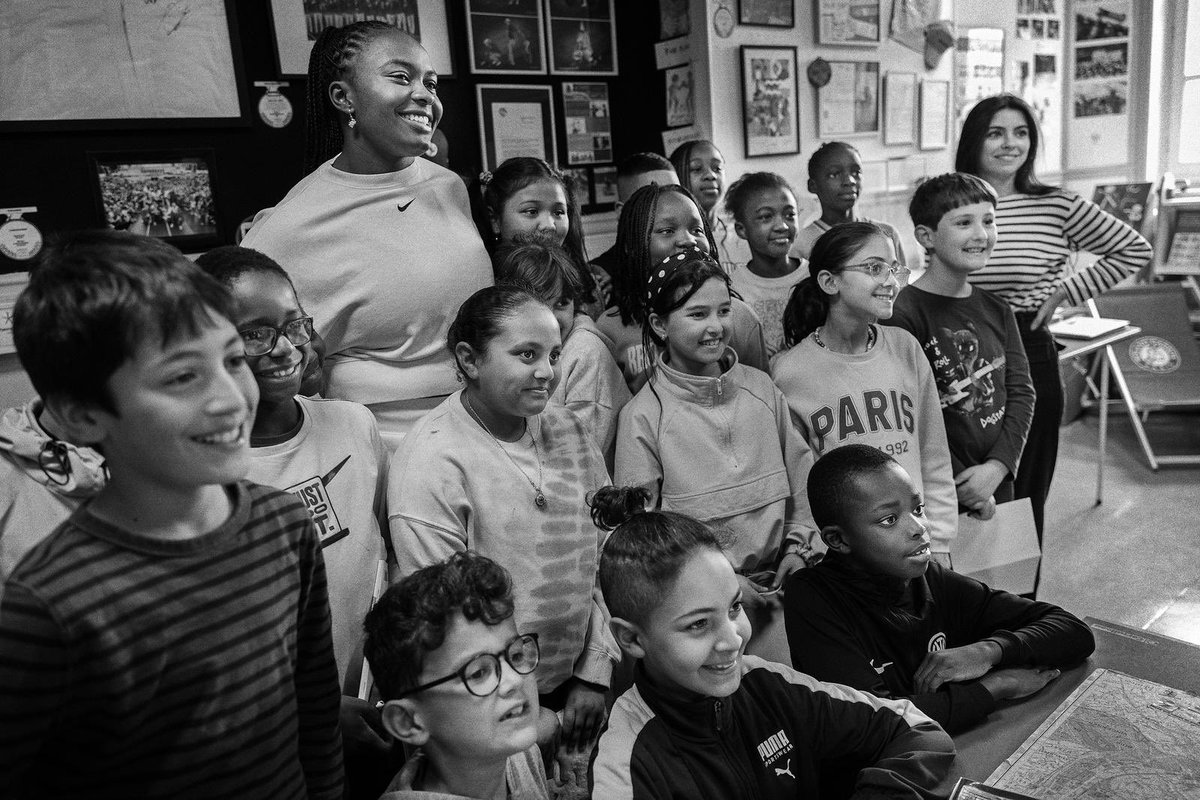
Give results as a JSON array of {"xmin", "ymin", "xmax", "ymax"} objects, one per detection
[
  {"xmin": 770, "ymin": 325, "xmax": 957, "ymax": 547},
  {"xmin": 248, "ymin": 396, "xmax": 389, "ymax": 695},
  {"xmin": 616, "ymin": 351, "xmax": 817, "ymax": 574},
  {"xmin": 550, "ymin": 314, "xmax": 631, "ymax": 467},
  {"xmin": 241, "ymin": 157, "xmax": 492, "ymax": 405},
  {"xmin": 378, "ymin": 747, "xmax": 549, "ymax": 800},
  {"xmin": 0, "ymin": 400, "xmax": 107, "ymax": 591},
  {"xmin": 388, "ymin": 394, "xmax": 618, "ymax": 693},
  {"xmin": 788, "ymin": 216, "xmax": 909, "ymax": 265}
]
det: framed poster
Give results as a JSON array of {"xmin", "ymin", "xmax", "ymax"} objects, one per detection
[
  {"xmin": 817, "ymin": 60, "xmax": 879, "ymax": 138},
  {"xmin": 918, "ymin": 79, "xmax": 950, "ymax": 150},
  {"xmin": 267, "ymin": 0, "xmax": 454, "ymax": 78},
  {"xmin": 0, "ymin": 0, "xmax": 247, "ymax": 130},
  {"xmin": 739, "ymin": 0, "xmax": 795, "ymax": 28},
  {"xmin": 562, "ymin": 82, "xmax": 613, "ymax": 164},
  {"xmin": 814, "ymin": 0, "xmax": 882, "ymax": 46},
  {"xmin": 883, "ymin": 72, "xmax": 916, "ymax": 145},
  {"xmin": 476, "ymin": 84, "xmax": 557, "ymax": 170},
  {"xmin": 88, "ymin": 150, "xmax": 221, "ymax": 251},
  {"xmin": 466, "ymin": 0, "xmax": 547, "ymax": 75},
  {"xmin": 1092, "ymin": 182, "xmax": 1152, "ymax": 230},
  {"xmin": 546, "ymin": 0, "xmax": 618, "ymax": 75},
  {"xmin": 740, "ymin": 47, "xmax": 800, "ymax": 157},
  {"xmin": 665, "ymin": 64, "xmax": 695, "ymax": 128}
]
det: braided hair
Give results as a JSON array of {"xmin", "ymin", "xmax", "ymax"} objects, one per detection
[
  {"xmin": 611, "ymin": 183, "xmax": 718, "ymax": 327},
  {"xmin": 303, "ymin": 20, "xmax": 395, "ymax": 174}
]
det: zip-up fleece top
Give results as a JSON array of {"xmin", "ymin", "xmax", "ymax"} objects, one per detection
[
  {"xmin": 594, "ymin": 656, "xmax": 955, "ymax": 799},
  {"xmin": 615, "ymin": 351, "xmax": 818, "ymax": 573}
]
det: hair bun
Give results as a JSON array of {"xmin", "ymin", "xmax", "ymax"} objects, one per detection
[
  {"xmin": 479, "ymin": 170, "xmax": 494, "ymax": 187},
  {"xmin": 590, "ymin": 485, "xmax": 651, "ymax": 531}
]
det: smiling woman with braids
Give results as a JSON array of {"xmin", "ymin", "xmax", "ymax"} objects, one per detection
[{"xmin": 242, "ymin": 22, "xmax": 491, "ymax": 448}]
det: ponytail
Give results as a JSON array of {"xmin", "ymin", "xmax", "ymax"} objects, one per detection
[{"xmin": 781, "ymin": 277, "xmax": 830, "ymax": 348}]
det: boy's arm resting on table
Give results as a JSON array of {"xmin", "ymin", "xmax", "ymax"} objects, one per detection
[
  {"xmin": 294, "ymin": 523, "xmax": 346, "ymax": 800},
  {"xmin": 795, "ymin": 674, "xmax": 954, "ymax": 799},
  {"xmin": 784, "ymin": 580, "xmax": 996, "ymax": 733},
  {"xmin": 0, "ymin": 584, "xmax": 70, "ymax": 793},
  {"xmin": 943, "ymin": 567, "xmax": 1096, "ymax": 668}
]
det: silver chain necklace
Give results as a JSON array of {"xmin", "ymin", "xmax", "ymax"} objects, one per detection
[
  {"xmin": 462, "ymin": 394, "xmax": 547, "ymax": 509},
  {"xmin": 813, "ymin": 324, "xmax": 876, "ymax": 353}
]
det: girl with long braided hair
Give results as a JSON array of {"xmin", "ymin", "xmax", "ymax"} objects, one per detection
[{"xmin": 242, "ymin": 22, "xmax": 492, "ymax": 449}]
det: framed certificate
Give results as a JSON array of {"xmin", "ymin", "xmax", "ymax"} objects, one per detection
[
  {"xmin": 883, "ymin": 72, "xmax": 917, "ymax": 146},
  {"xmin": 476, "ymin": 84, "xmax": 557, "ymax": 170},
  {"xmin": 817, "ymin": 60, "xmax": 880, "ymax": 138},
  {"xmin": 814, "ymin": 0, "xmax": 882, "ymax": 46},
  {"xmin": 919, "ymin": 79, "xmax": 950, "ymax": 150}
]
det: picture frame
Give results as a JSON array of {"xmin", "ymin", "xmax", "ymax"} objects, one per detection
[
  {"xmin": 267, "ymin": 0, "xmax": 455, "ymax": 78},
  {"xmin": 918, "ymin": 79, "xmax": 950, "ymax": 150},
  {"xmin": 466, "ymin": 0, "xmax": 547, "ymax": 75},
  {"xmin": 476, "ymin": 84, "xmax": 557, "ymax": 170},
  {"xmin": 0, "ymin": 0, "xmax": 247, "ymax": 130},
  {"xmin": 740, "ymin": 46, "xmax": 800, "ymax": 158},
  {"xmin": 816, "ymin": 60, "xmax": 880, "ymax": 138},
  {"xmin": 882, "ymin": 72, "xmax": 917, "ymax": 146},
  {"xmin": 814, "ymin": 0, "xmax": 882, "ymax": 46},
  {"xmin": 88, "ymin": 150, "xmax": 222, "ymax": 251},
  {"xmin": 738, "ymin": 0, "xmax": 795, "ymax": 28},
  {"xmin": 546, "ymin": 0, "xmax": 619, "ymax": 76},
  {"xmin": 562, "ymin": 82, "xmax": 613, "ymax": 165}
]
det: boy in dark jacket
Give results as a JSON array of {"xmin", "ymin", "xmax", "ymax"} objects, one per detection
[{"xmin": 784, "ymin": 445, "xmax": 1094, "ymax": 734}]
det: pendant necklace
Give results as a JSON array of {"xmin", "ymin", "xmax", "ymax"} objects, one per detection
[{"xmin": 462, "ymin": 394, "xmax": 547, "ymax": 509}]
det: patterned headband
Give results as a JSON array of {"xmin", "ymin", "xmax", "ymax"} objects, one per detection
[{"xmin": 645, "ymin": 245, "xmax": 719, "ymax": 306}]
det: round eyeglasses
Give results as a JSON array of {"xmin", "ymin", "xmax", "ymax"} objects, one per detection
[
  {"xmin": 238, "ymin": 317, "xmax": 314, "ymax": 357},
  {"xmin": 397, "ymin": 633, "xmax": 540, "ymax": 698},
  {"xmin": 841, "ymin": 258, "xmax": 911, "ymax": 284}
]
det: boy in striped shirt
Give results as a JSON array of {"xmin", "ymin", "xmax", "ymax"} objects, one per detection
[{"xmin": 0, "ymin": 231, "xmax": 343, "ymax": 799}]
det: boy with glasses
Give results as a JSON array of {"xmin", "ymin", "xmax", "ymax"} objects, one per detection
[
  {"xmin": 196, "ymin": 246, "xmax": 391, "ymax": 794},
  {"xmin": 365, "ymin": 551, "xmax": 550, "ymax": 800}
]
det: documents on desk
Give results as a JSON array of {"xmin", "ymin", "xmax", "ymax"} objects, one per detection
[
  {"xmin": 985, "ymin": 668, "xmax": 1200, "ymax": 799},
  {"xmin": 947, "ymin": 778, "xmax": 1037, "ymax": 799}
]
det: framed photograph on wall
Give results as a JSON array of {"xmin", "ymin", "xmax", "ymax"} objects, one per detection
[
  {"xmin": 466, "ymin": 0, "xmax": 547, "ymax": 74},
  {"xmin": 476, "ymin": 84, "xmax": 557, "ymax": 170},
  {"xmin": 919, "ymin": 79, "xmax": 950, "ymax": 150},
  {"xmin": 816, "ymin": 60, "xmax": 879, "ymax": 138},
  {"xmin": 740, "ymin": 46, "xmax": 800, "ymax": 157},
  {"xmin": 882, "ymin": 72, "xmax": 916, "ymax": 145},
  {"xmin": 88, "ymin": 150, "xmax": 221, "ymax": 251},
  {"xmin": 546, "ymin": 0, "xmax": 618, "ymax": 75},
  {"xmin": 0, "ymin": 0, "xmax": 246, "ymax": 130},
  {"xmin": 267, "ymin": 0, "xmax": 454, "ymax": 78},
  {"xmin": 814, "ymin": 0, "xmax": 882, "ymax": 46},
  {"xmin": 738, "ymin": 0, "xmax": 794, "ymax": 28}
]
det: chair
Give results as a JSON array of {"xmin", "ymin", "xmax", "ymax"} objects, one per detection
[{"xmin": 1087, "ymin": 283, "xmax": 1200, "ymax": 469}]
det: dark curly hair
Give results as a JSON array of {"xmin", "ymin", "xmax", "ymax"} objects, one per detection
[{"xmin": 363, "ymin": 551, "xmax": 515, "ymax": 701}]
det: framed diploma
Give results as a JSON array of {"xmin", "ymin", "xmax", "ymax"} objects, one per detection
[
  {"xmin": 816, "ymin": 60, "xmax": 880, "ymax": 138},
  {"xmin": 476, "ymin": 84, "xmax": 557, "ymax": 170},
  {"xmin": 882, "ymin": 72, "xmax": 917, "ymax": 146},
  {"xmin": 919, "ymin": 79, "xmax": 950, "ymax": 150}
]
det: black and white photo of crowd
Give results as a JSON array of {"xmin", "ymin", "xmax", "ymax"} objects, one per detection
[
  {"xmin": 97, "ymin": 159, "xmax": 217, "ymax": 239},
  {"xmin": 303, "ymin": 0, "xmax": 420, "ymax": 40}
]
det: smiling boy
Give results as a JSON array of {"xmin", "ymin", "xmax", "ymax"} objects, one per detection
[
  {"xmin": 882, "ymin": 173, "xmax": 1035, "ymax": 519},
  {"xmin": 365, "ymin": 551, "xmax": 550, "ymax": 800},
  {"xmin": 783, "ymin": 445, "xmax": 1094, "ymax": 734},
  {"xmin": 0, "ymin": 231, "xmax": 343, "ymax": 798}
]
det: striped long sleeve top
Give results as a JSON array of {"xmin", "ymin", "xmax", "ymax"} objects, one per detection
[
  {"xmin": 0, "ymin": 481, "xmax": 344, "ymax": 800},
  {"xmin": 968, "ymin": 189, "xmax": 1152, "ymax": 311}
]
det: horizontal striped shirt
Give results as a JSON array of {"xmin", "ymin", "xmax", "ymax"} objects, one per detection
[
  {"xmin": 968, "ymin": 189, "xmax": 1152, "ymax": 311},
  {"xmin": 0, "ymin": 481, "xmax": 343, "ymax": 799}
]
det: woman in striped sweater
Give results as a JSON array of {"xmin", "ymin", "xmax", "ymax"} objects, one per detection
[{"xmin": 955, "ymin": 94, "xmax": 1151, "ymax": 564}]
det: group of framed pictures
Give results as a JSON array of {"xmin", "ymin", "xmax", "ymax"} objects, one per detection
[
  {"xmin": 733, "ymin": 0, "xmax": 884, "ymax": 42},
  {"xmin": 464, "ymin": 0, "xmax": 617, "ymax": 76}
]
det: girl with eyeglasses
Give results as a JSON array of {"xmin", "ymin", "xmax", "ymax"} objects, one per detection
[{"xmin": 771, "ymin": 222, "xmax": 959, "ymax": 555}]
